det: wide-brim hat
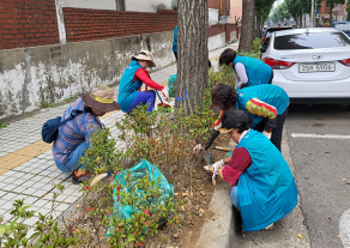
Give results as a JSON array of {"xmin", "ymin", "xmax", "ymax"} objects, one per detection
[
  {"xmin": 81, "ymin": 84, "xmax": 120, "ymax": 113},
  {"xmin": 131, "ymin": 50, "xmax": 156, "ymax": 68}
]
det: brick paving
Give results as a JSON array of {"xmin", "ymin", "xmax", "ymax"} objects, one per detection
[{"xmin": 0, "ymin": 43, "xmax": 238, "ymax": 231}]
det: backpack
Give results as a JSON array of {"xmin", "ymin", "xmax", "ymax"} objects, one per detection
[{"xmin": 41, "ymin": 109, "xmax": 84, "ymax": 144}]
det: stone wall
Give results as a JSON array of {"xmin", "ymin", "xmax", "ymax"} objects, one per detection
[{"xmin": 0, "ymin": 31, "xmax": 175, "ymax": 121}]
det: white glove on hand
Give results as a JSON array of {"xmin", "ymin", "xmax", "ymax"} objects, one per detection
[
  {"xmin": 193, "ymin": 144, "xmax": 204, "ymax": 156},
  {"xmin": 161, "ymin": 89, "xmax": 169, "ymax": 102},
  {"xmin": 211, "ymin": 159, "xmax": 224, "ymax": 186}
]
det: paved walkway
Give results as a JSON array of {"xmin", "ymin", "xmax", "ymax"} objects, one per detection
[{"xmin": 0, "ymin": 43, "xmax": 238, "ymax": 230}]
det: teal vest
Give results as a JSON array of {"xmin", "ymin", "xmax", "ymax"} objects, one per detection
[
  {"xmin": 234, "ymin": 55, "xmax": 272, "ymax": 86},
  {"xmin": 236, "ymin": 129, "xmax": 298, "ymax": 231},
  {"xmin": 117, "ymin": 60, "xmax": 143, "ymax": 112},
  {"xmin": 236, "ymin": 85, "xmax": 289, "ymax": 127}
]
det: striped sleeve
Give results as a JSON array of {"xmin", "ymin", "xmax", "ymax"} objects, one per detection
[{"xmin": 245, "ymin": 98, "xmax": 277, "ymax": 119}]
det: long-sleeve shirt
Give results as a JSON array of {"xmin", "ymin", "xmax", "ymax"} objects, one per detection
[
  {"xmin": 134, "ymin": 68, "xmax": 164, "ymax": 91},
  {"xmin": 52, "ymin": 98, "xmax": 102, "ymax": 163},
  {"xmin": 222, "ymin": 147, "xmax": 252, "ymax": 186},
  {"xmin": 234, "ymin": 62, "xmax": 249, "ymax": 89}
]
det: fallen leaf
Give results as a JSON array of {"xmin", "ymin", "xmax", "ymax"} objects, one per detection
[
  {"xmin": 343, "ymin": 178, "xmax": 347, "ymax": 181},
  {"xmin": 199, "ymin": 208, "xmax": 205, "ymax": 216},
  {"xmin": 303, "ymin": 153, "xmax": 307, "ymax": 156},
  {"xmin": 332, "ymin": 119, "xmax": 335, "ymax": 121},
  {"xmin": 174, "ymin": 193, "xmax": 179, "ymax": 196},
  {"xmin": 338, "ymin": 235, "xmax": 341, "ymax": 238},
  {"xmin": 297, "ymin": 233, "xmax": 304, "ymax": 239},
  {"xmin": 200, "ymin": 191, "xmax": 206, "ymax": 196},
  {"xmin": 76, "ymin": 205, "xmax": 80, "ymax": 208},
  {"xmin": 182, "ymin": 193, "xmax": 188, "ymax": 197}
]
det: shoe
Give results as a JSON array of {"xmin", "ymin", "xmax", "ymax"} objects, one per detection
[
  {"xmin": 72, "ymin": 169, "xmax": 91, "ymax": 185},
  {"xmin": 264, "ymin": 223, "xmax": 274, "ymax": 230}
]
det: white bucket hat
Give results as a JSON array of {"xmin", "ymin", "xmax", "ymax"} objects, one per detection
[{"xmin": 131, "ymin": 50, "xmax": 156, "ymax": 68}]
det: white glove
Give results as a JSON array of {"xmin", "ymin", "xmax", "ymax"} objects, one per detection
[
  {"xmin": 193, "ymin": 144, "xmax": 204, "ymax": 156},
  {"xmin": 161, "ymin": 89, "xmax": 169, "ymax": 102},
  {"xmin": 211, "ymin": 159, "xmax": 224, "ymax": 186}
]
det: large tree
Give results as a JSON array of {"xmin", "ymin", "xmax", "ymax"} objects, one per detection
[
  {"xmin": 176, "ymin": 0, "xmax": 208, "ymax": 114},
  {"xmin": 239, "ymin": 0, "xmax": 255, "ymax": 52},
  {"xmin": 326, "ymin": 0, "xmax": 345, "ymax": 23},
  {"xmin": 255, "ymin": 0, "xmax": 276, "ymax": 37}
]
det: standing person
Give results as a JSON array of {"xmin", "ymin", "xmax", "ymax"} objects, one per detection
[
  {"xmin": 53, "ymin": 85, "xmax": 120, "ymax": 184},
  {"xmin": 219, "ymin": 48, "xmax": 273, "ymax": 89},
  {"xmin": 117, "ymin": 50, "xmax": 168, "ymax": 113},
  {"xmin": 208, "ymin": 84, "xmax": 289, "ymax": 151},
  {"xmin": 173, "ymin": 25, "xmax": 178, "ymax": 60},
  {"xmin": 211, "ymin": 109, "xmax": 298, "ymax": 232}
]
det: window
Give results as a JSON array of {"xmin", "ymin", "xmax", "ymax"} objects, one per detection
[
  {"xmin": 274, "ymin": 31, "xmax": 350, "ymax": 50},
  {"xmin": 335, "ymin": 23, "xmax": 350, "ymax": 32}
]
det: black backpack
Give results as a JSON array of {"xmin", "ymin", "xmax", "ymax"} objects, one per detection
[{"xmin": 41, "ymin": 109, "xmax": 84, "ymax": 144}]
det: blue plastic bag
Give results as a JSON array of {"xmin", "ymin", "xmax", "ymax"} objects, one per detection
[
  {"xmin": 107, "ymin": 160, "xmax": 174, "ymax": 236},
  {"xmin": 168, "ymin": 74, "xmax": 177, "ymax": 97}
]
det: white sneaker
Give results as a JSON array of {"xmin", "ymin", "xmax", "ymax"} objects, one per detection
[{"xmin": 264, "ymin": 223, "xmax": 274, "ymax": 230}]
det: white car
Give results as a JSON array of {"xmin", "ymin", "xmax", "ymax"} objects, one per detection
[{"xmin": 261, "ymin": 28, "xmax": 350, "ymax": 105}]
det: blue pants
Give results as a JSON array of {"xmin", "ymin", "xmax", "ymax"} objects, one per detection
[
  {"xmin": 55, "ymin": 141, "xmax": 88, "ymax": 173},
  {"xmin": 126, "ymin": 91, "xmax": 156, "ymax": 114},
  {"xmin": 230, "ymin": 186, "xmax": 293, "ymax": 218}
]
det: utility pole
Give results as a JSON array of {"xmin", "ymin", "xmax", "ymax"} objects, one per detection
[{"xmin": 311, "ymin": 0, "xmax": 315, "ymax": 27}]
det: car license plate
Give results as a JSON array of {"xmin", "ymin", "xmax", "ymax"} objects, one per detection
[{"xmin": 299, "ymin": 63, "xmax": 335, "ymax": 73}]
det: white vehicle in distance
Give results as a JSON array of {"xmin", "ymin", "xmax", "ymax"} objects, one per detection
[{"xmin": 261, "ymin": 28, "xmax": 350, "ymax": 106}]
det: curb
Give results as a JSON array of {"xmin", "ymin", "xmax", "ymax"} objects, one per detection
[{"xmin": 196, "ymin": 180, "xmax": 235, "ymax": 248}]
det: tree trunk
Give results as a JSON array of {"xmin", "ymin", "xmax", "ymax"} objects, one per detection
[
  {"xmin": 176, "ymin": 0, "xmax": 208, "ymax": 115},
  {"xmin": 239, "ymin": 0, "xmax": 255, "ymax": 52},
  {"xmin": 256, "ymin": 17, "xmax": 261, "ymax": 38},
  {"xmin": 329, "ymin": 5, "xmax": 333, "ymax": 24}
]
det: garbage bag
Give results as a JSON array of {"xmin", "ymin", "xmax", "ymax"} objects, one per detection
[
  {"xmin": 107, "ymin": 159, "xmax": 174, "ymax": 236},
  {"xmin": 168, "ymin": 74, "xmax": 177, "ymax": 97}
]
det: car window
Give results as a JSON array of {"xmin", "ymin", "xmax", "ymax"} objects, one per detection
[
  {"xmin": 274, "ymin": 31, "xmax": 350, "ymax": 50},
  {"xmin": 335, "ymin": 23, "xmax": 350, "ymax": 32}
]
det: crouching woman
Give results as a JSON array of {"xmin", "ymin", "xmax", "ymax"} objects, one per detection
[
  {"xmin": 214, "ymin": 109, "xmax": 298, "ymax": 232},
  {"xmin": 117, "ymin": 50, "xmax": 168, "ymax": 113}
]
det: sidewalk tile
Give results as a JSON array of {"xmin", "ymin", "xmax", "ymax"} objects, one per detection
[
  {"xmin": 22, "ymin": 180, "xmax": 36, "ymax": 187},
  {"xmin": 23, "ymin": 196, "xmax": 38, "ymax": 205},
  {"xmin": 24, "ymin": 216, "xmax": 39, "ymax": 226},
  {"xmin": 2, "ymin": 193, "xmax": 19, "ymax": 201},
  {"xmin": 0, "ymin": 154, "xmax": 32, "ymax": 170},
  {"xmin": 55, "ymin": 203, "xmax": 70, "ymax": 212},
  {"xmin": 12, "ymin": 186, "xmax": 28, "ymax": 194},
  {"xmin": 3, "ymin": 184, "xmax": 16, "ymax": 191},
  {"xmin": 33, "ymin": 199, "xmax": 50, "ymax": 208}
]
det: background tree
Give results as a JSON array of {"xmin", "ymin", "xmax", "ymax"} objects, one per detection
[
  {"xmin": 176, "ymin": 0, "xmax": 208, "ymax": 114},
  {"xmin": 239, "ymin": 0, "xmax": 255, "ymax": 52},
  {"xmin": 346, "ymin": 0, "xmax": 350, "ymax": 18},
  {"xmin": 285, "ymin": 0, "xmax": 311, "ymax": 27},
  {"xmin": 255, "ymin": 0, "xmax": 276, "ymax": 37},
  {"xmin": 326, "ymin": 0, "xmax": 345, "ymax": 23}
]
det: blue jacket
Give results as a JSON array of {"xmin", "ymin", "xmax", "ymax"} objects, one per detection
[
  {"xmin": 117, "ymin": 60, "xmax": 143, "ymax": 112},
  {"xmin": 236, "ymin": 129, "xmax": 298, "ymax": 231},
  {"xmin": 234, "ymin": 55, "xmax": 272, "ymax": 86},
  {"xmin": 236, "ymin": 85, "xmax": 289, "ymax": 127},
  {"xmin": 173, "ymin": 25, "xmax": 178, "ymax": 53}
]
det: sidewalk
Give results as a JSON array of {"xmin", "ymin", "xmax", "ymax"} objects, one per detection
[{"xmin": 0, "ymin": 43, "xmax": 238, "ymax": 230}]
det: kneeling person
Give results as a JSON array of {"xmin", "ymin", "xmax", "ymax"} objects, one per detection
[
  {"xmin": 212, "ymin": 109, "xmax": 298, "ymax": 232},
  {"xmin": 52, "ymin": 85, "xmax": 120, "ymax": 184}
]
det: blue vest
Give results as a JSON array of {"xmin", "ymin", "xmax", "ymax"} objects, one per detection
[
  {"xmin": 236, "ymin": 85, "xmax": 289, "ymax": 127},
  {"xmin": 173, "ymin": 25, "xmax": 178, "ymax": 52},
  {"xmin": 234, "ymin": 55, "xmax": 272, "ymax": 86},
  {"xmin": 236, "ymin": 129, "xmax": 298, "ymax": 231},
  {"xmin": 117, "ymin": 60, "xmax": 143, "ymax": 112}
]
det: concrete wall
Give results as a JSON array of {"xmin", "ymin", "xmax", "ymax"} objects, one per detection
[
  {"xmin": 208, "ymin": 32, "xmax": 226, "ymax": 51},
  {"xmin": 230, "ymin": 0, "xmax": 242, "ymax": 24},
  {"xmin": 126, "ymin": 0, "xmax": 171, "ymax": 12},
  {"xmin": 60, "ymin": 0, "xmax": 116, "ymax": 10},
  {"xmin": 230, "ymin": 30, "xmax": 237, "ymax": 42},
  {"xmin": 0, "ymin": 31, "xmax": 175, "ymax": 121}
]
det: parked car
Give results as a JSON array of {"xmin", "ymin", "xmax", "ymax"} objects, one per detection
[
  {"xmin": 261, "ymin": 28, "xmax": 350, "ymax": 105},
  {"xmin": 260, "ymin": 27, "xmax": 293, "ymax": 56},
  {"xmin": 333, "ymin": 21, "xmax": 350, "ymax": 37}
]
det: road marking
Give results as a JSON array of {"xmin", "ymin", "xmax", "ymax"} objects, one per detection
[{"xmin": 291, "ymin": 133, "xmax": 350, "ymax": 139}]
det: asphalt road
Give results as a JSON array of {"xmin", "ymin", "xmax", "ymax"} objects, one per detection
[{"xmin": 286, "ymin": 103, "xmax": 350, "ymax": 248}]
